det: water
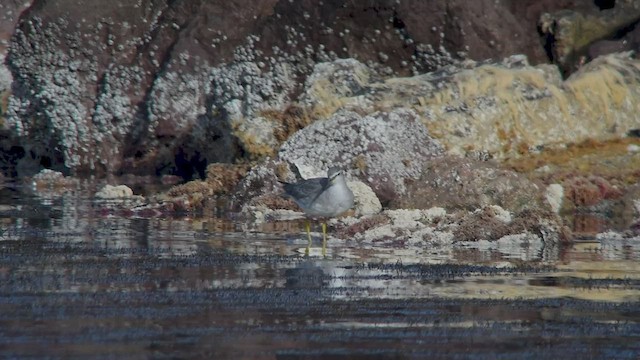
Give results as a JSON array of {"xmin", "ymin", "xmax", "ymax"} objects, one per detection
[{"xmin": 0, "ymin": 181, "xmax": 639, "ymax": 359}]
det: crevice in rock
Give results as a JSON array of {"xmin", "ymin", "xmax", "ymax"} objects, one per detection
[{"xmin": 594, "ymin": 0, "xmax": 616, "ymax": 11}]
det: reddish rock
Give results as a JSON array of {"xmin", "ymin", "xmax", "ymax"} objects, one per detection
[
  {"xmin": 563, "ymin": 175, "xmax": 623, "ymax": 209},
  {"xmin": 453, "ymin": 207, "xmax": 570, "ymax": 243},
  {"xmin": 389, "ymin": 156, "xmax": 546, "ymax": 213}
]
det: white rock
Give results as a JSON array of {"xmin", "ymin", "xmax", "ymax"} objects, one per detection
[
  {"xmin": 422, "ymin": 207, "xmax": 446, "ymax": 221},
  {"xmin": 545, "ymin": 183, "xmax": 564, "ymax": 213},
  {"xmin": 348, "ymin": 180, "xmax": 382, "ymax": 216},
  {"xmin": 95, "ymin": 184, "xmax": 134, "ymax": 199},
  {"xmin": 476, "ymin": 205, "xmax": 512, "ymax": 223}
]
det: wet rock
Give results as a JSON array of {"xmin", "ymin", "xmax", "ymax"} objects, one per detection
[
  {"xmin": 389, "ymin": 156, "xmax": 546, "ymax": 214},
  {"xmin": 162, "ymin": 178, "xmax": 230, "ymax": 213},
  {"xmin": 95, "ymin": 184, "xmax": 146, "ymax": 212},
  {"xmin": 339, "ymin": 207, "xmax": 453, "ymax": 246},
  {"xmin": 452, "ymin": 206, "xmax": 570, "ymax": 243},
  {"xmin": 156, "ymin": 180, "xmax": 213, "ymax": 213},
  {"xmin": 95, "ymin": 184, "xmax": 135, "ymax": 199},
  {"xmin": 157, "ymin": 163, "xmax": 251, "ymax": 213},
  {"xmin": 506, "ymin": 138, "xmax": 640, "ymax": 229},
  {"xmin": 205, "ymin": 163, "xmax": 251, "ymax": 195},
  {"xmin": 594, "ymin": 182, "xmax": 640, "ymax": 234},
  {"xmin": 31, "ymin": 169, "xmax": 77, "ymax": 193},
  {"xmin": 597, "ymin": 232, "xmax": 640, "ymax": 257},
  {"xmin": 340, "ymin": 204, "xmax": 568, "ymax": 245},
  {"xmin": 625, "ymin": 185, "xmax": 640, "ymax": 219},
  {"xmin": 458, "ymin": 232, "xmax": 545, "ymax": 262}
]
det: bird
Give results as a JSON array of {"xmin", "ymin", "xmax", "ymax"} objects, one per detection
[{"xmin": 281, "ymin": 166, "xmax": 354, "ymax": 256}]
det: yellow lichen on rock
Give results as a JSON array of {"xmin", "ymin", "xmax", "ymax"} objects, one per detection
[
  {"xmin": 407, "ymin": 53, "xmax": 640, "ymax": 158},
  {"xmin": 563, "ymin": 54, "xmax": 639, "ymax": 124}
]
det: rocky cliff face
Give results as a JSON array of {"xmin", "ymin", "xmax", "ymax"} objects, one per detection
[{"xmin": 2, "ymin": 0, "xmax": 619, "ymax": 177}]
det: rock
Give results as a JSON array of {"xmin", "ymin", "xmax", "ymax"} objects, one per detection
[
  {"xmin": 459, "ymin": 232, "xmax": 545, "ymax": 261},
  {"xmin": 539, "ymin": 2, "xmax": 640, "ymax": 72},
  {"xmin": 0, "ymin": 0, "xmax": 587, "ymax": 177},
  {"xmin": 299, "ymin": 58, "xmax": 376, "ymax": 116},
  {"xmin": 94, "ymin": 184, "xmax": 147, "ymax": 212},
  {"xmin": 3, "ymin": 1, "xmax": 283, "ymax": 176},
  {"xmin": 95, "ymin": 184, "xmax": 134, "ymax": 199},
  {"xmin": 375, "ymin": 53, "xmax": 640, "ymax": 159},
  {"xmin": 234, "ymin": 108, "xmax": 444, "ymax": 209},
  {"xmin": 279, "ymin": 108, "xmax": 444, "ymax": 203},
  {"xmin": 597, "ymin": 232, "xmax": 640, "ymax": 258},
  {"xmin": 156, "ymin": 163, "xmax": 251, "ymax": 213},
  {"xmin": 545, "ymin": 184, "xmax": 564, "ymax": 214},
  {"xmin": 339, "ymin": 208, "xmax": 454, "ymax": 246},
  {"xmin": 0, "ymin": 54, "xmax": 10, "ymax": 95},
  {"xmin": 389, "ymin": 156, "xmax": 546, "ymax": 213},
  {"xmin": 562, "ymin": 175, "xmax": 623, "ymax": 210},
  {"xmin": 294, "ymin": 53, "xmax": 640, "ymax": 161},
  {"xmin": 31, "ymin": 168, "xmax": 77, "ymax": 191},
  {"xmin": 156, "ymin": 180, "xmax": 212, "ymax": 213},
  {"xmin": 0, "ymin": 1, "xmax": 33, "ymax": 98},
  {"xmin": 338, "ymin": 205, "xmax": 568, "ymax": 245},
  {"xmin": 452, "ymin": 206, "xmax": 569, "ymax": 243},
  {"xmin": 205, "ymin": 163, "xmax": 251, "ymax": 195},
  {"xmin": 348, "ymin": 180, "xmax": 382, "ymax": 216}
]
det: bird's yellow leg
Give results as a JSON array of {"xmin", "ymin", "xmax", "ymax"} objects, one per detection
[
  {"xmin": 305, "ymin": 220, "xmax": 311, "ymax": 256},
  {"xmin": 322, "ymin": 222, "xmax": 327, "ymax": 257}
]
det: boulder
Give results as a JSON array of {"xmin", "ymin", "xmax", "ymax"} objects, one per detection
[{"xmin": 233, "ymin": 108, "xmax": 444, "ymax": 210}]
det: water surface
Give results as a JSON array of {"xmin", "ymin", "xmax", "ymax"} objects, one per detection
[{"xmin": 0, "ymin": 181, "xmax": 638, "ymax": 359}]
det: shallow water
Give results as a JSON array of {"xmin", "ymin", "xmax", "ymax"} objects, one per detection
[{"xmin": 0, "ymin": 182, "xmax": 639, "ymax": 359}]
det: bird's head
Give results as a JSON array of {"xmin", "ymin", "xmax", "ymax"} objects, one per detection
[{"xmin": 327, "ymin": 167, "xmax": 343, "ymax": 184}]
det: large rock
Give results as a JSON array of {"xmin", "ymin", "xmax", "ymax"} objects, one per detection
[
  {"xmin": 0, "ymin": 0, "xmax": 28, "ymax": 158},
  {"xmin": 306, "ymin": 53, "xmax": 640, "ymax": 160},
  {"xmin": 0, "ymin": 0, "xmax": 589, "ymax": 177},
  {"xmin": 389, "ymin": 156, "xmax": 546, "ymax": 213},
  {"xmin": 539, "ymin": 1, "xmax": 640, "ymax": 73},
  {"xmin": 277, "ymin": 108, "xmax": 444, "ymax": 203},
  {"xmin": 3, "ymin": 0, "xmax": 283, "ymax": 176},
  {"xmin": 0, "ymin": 1, "xmax": 33, "ymax": 54},
  {"xmin": 233, "ymin": 108, "xmax": 444, "ymax": 209}
]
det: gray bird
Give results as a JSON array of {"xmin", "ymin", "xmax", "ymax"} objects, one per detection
[{"xmin": 281, "ymin": 166, "xmax": 354, "ymax": 255}]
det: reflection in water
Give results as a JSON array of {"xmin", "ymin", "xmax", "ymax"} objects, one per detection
[{"xmin": 2, "ymin": 214, "xmax": 638, "ymax": 302}]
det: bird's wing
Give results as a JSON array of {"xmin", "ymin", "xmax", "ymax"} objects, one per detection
[{"xmin": 282, "ymin": 177, "xmax": 328, "ymax": 204}]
